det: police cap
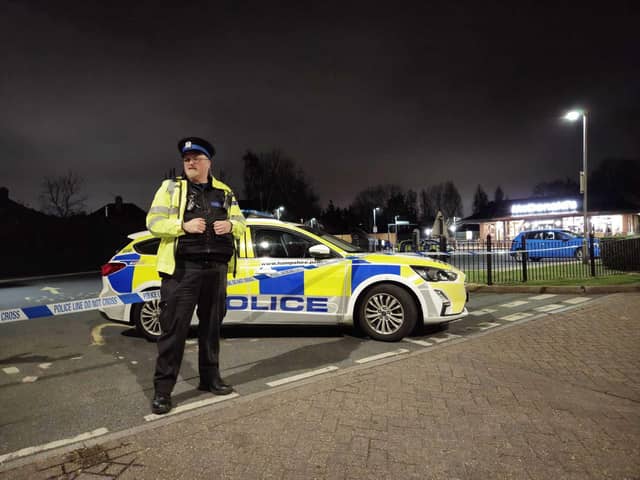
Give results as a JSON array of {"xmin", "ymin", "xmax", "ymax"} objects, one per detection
[{"xmin": 177, "ymin": 137, "xmax": 215, "ymax": 159}]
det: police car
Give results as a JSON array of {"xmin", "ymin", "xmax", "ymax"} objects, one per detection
[{"xmin": 99, "ymin": 218, "xmax": 468, "ymax": 342}]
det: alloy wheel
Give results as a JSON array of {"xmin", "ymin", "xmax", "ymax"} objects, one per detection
[{"xmin": 364, "ymin": 292, "xmax": 405, "ymax": 335}]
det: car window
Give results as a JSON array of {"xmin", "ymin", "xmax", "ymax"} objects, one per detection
[
  {"xmin": 133, "ymin": 238, "xmax": 160, "ymax": 255},
  {"xmin": 556, "ymin": 232, "xmax": 571, "ymax": 240},
  {"xmin": 299, "ymin": 226, "xmax": 364, "ymax": 253},
  {"xmin": 253, "ymin": 228, "xmax": 317, "ymax": 258}
]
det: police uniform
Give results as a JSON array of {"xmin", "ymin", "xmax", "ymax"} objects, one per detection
[{"xmin": 146, "ymin": 137, "xmax": 246, "ymax": 414}]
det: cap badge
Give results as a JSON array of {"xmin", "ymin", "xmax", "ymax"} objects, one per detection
[{"xmin": 185, "ymin": 141, "xmax": 192, "ymax": 148}]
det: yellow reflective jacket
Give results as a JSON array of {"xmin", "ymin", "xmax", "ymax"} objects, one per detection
[{"xmin": 146, "ymin": 176, "xmax": 246, "ymax": 275}]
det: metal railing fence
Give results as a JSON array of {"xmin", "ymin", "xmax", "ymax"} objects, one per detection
[{"xmin": 410, "ymin": 235, "xmax": 640, "ymax": 285}]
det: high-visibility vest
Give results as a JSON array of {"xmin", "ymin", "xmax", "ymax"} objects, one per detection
[{"xmin": 146, "ymin": 176, "xmax": 246, "ymax": 275}]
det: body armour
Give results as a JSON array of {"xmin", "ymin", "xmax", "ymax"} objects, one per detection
[{"xmin": 176, "ymin": 181, "xmax": 234, "ymax": 263}]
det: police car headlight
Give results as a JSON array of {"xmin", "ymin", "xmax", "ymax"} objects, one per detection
[{"xmin": 412, "ymin": 266, "xmax": 458, "ymax": 282}]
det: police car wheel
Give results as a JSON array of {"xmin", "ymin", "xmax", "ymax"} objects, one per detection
[
  {"xmin": 358, "ymin": 284, "xmax": 417, "ymax": 342},
  {"xmin": 133, "ymin": 300, "xmax": 162, "ymax": 342},
  {"xmin": 574, "ymin": 248, "xmax": 583, "ymax": 261},
  {"xmin": 513, "ymin": 251, "xmax": 524, "ymax": 262}
]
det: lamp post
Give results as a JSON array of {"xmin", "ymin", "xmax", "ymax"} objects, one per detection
[
  {"xmin": 372, "ymin": 207, "xmax": 380, "ymax": 233},
  {"xmin": 564, "ymin": 109, "xmax": 589, "ymax": 262}
]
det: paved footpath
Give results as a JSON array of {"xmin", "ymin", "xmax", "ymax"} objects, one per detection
[{"xmin": 2, "ymin": 293, "xmax": 639, "ymax": 480}]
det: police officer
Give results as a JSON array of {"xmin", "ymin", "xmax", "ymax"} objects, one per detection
[{"xmin": 146, "ymin": 136, "xmax": 246, "ymax": 415}]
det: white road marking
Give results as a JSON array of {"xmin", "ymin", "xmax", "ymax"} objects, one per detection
[
  {"xmin": 477, "ymin": 321, "xmax": 501, "ymax": 331},
  {"xmin": 534, "ymin": 304, "xmax": 565, "ymax": 312},
  {"xmin": 71, "ymin": 356, "xmax": 82, "ymax": 360},
  {"xmin": 2, "ymin": 367, "xmax": 19, "ymax": 375},
  {"xmin": 500, "ymin": 312, "xmax": 534, "ymax": 322},
  {"xmin": 0, "ymin": 428, "xmax": 109, "ymax": 465},
  {"xmin": 185, "ymin": 339, "xmax": 197, "ymax": 345},
  {"xmin": 402, "ymin": 338, "xmax": 433, "ymax": 347},
  {"xmin": 499, "ymin": 300, "xmax": 529, "ymax": 308},
  {"xmin": 117, "ymin": 356, "xmax": 124, "ymax": 360},
  {"xmin": 38, "ymin": 363, "xmax": 52, "ymax": 369},
  {"xmin": 22, "ymin": 376, "xmax": 38, "ymax": 383},
  {"xmin": 266, "ymin": 366, "xmax": 339, "ymax": 386},
  {"xmin": 355, "ymin": 349, "xmax": 410, "ymax": 364},
  {"xmin": 469, "ymin": 308, "xmax": 498, "ymax": 316},
  {"xmin": 144, "ymin": 393, "xmax": 240, "ymax": 422},
  {"xmin": 131, "ymin": 361, "xmax": 138, "ymax": 365},
  {"xmin": 249, "ymin": 339, "xmax": 260, "ymax": 343},
  {"xmin": 41, "ymin": 286, "xmax": 61, "ymax": 295},
  {"xmin": 563, "ymin": 297, "xmax": 591, "ymax": 304},
  {"xmin": 528, "ymin": 294, "xmax": 558, "ymax": 300},
  {"xmin": 430, "ymin": 333, "xmax": 462, "ymax": 343}
]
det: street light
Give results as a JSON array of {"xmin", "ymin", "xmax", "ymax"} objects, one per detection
[
  {"xmin": 372, "ymin": 207, "xmax": 380, "ymax": 233},
  {"xmin": 563, "ymin": 109, "xmax": 589, "ymax": 262},
  {"xmin": 275, "ymin": 205, "xmax": 285, "ymax": 220}
]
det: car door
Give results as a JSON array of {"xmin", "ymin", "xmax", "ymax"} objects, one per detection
[
  {"xmin": 224, "ymin": 229, "xmax": 251, "ymax": 323},
  {"xmin": 525, "ymin": 231, "xmax": 544, "ymax": 259},
  {"xmin": 556, "ymin": 231, "xmax": 576, "ymax": 258},
  {"xmin": 238, "ymin": 226, "xmax": 349, "ymax": 324},
  {"xmin": 541, "ymin": 230, "xmax": 560, "ymax": 258}
]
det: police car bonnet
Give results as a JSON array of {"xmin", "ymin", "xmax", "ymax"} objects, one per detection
[{"xmin": 178, "ymin": 137, "xmax": 215, "ymax": 159}]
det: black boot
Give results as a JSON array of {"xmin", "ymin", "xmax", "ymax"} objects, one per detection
[
  {"xmin": 198, "ymin": 372, "xmax": 234, "ymax": 395},
  {"xmin": 151, "ymin": 393, "xmax": 172, "ymax": 414}
]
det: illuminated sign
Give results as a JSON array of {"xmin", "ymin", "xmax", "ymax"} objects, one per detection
[{"xmin": 511, "ymin": 200, "xmax": 578, "ymax": 216}]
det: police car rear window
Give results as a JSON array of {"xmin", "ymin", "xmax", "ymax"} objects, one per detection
[{"xmin": 134, "ymin": 238, "xmax": 160, "ymax": 255}]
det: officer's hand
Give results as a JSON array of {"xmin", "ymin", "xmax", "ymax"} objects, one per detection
[
  {"xmin": 213, "ymin": 220, "xmax": 232, "ymax": 235},
  {"xmin": 183, "ymin": 218, "xmax": 206, "ymax": 234}
]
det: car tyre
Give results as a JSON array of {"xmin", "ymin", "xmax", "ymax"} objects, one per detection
[
  {"xmin": 513, "ymin": 251, "xmax": 524, "ymax": 262},
  {"xmin": 574, "ymin": 247, "xmax": 584, "ymax": 261},
  {"xmin": 132, "ymin": 297, "xmax": 162, "ymax": 342},
  {"xmin": 357, "ymin": 284, "xmax": 417, "ymax": 342}
]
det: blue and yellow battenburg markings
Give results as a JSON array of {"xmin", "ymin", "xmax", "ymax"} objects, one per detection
[
  {"xmin": 350, "ymin": 259, "xmax": 400, "ymax": 292},
  {"xmin": 107, "ymin": 253, "xmax": 141, "ymax": 293}
]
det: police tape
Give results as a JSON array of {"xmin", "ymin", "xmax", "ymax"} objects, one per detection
[
  {"xmin": 0, "ymin": 260, "xmax": 343, "ymax": 325},
  {"xmin": 0, "ymin": 291, "xmax": 162, "ymax": 324},
  {"xmin": 415, "ymin": 245, "xmax": 584, "ymax": 256}
]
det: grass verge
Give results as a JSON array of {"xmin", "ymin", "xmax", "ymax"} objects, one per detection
[{"xmin": 464, "ymin": 267, "xmax": 640, "ymax": 286}]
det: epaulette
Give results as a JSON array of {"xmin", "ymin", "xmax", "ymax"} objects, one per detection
[{"xmin": 165, "ymin": 176, "xmax": 183, "ymax": 195}]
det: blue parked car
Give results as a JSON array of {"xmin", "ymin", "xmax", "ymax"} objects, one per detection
[{"xmin": 510, "ymin": 229, "xmax": 600, "ymax": 261}]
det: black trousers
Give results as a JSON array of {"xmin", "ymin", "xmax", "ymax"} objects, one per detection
[{"xmin": 153, "ymin": 262, "xmax": 228, "ymax": 395}]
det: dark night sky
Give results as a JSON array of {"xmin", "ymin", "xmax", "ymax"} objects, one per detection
[{"xmin": 2, "ymin": 1, "xmax": 639, "ymax": 216}]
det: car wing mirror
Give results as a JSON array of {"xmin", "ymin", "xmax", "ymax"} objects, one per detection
[{"xmin": 308, "ymin": 244, "xmax": 331, "ymax": 259}]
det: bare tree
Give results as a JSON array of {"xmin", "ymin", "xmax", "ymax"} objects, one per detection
[
  {"xmin": 350, "ymin": 184, "xmax": 419, "ymax": 229},
  {"xmin": 40, "ymin": 170, "xmax": 87, "ymax": 217},
  {"xmin": 420, "ymin": 184, "xmax": 443, "ymax": 222},
  {"xmin": 441, "ymin": 181, "xmax": 463, "ymax": 220},
  {"xmin": 472, "ymin": 184, "xmax": 489, "ymax": 215},
  {"xmin": 419, "ymin": 181, "xmax": 462, "ymax": 223},
  {"xmin": 243, "ymin": 149, "xmax": 320, "ymax": 220}
]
